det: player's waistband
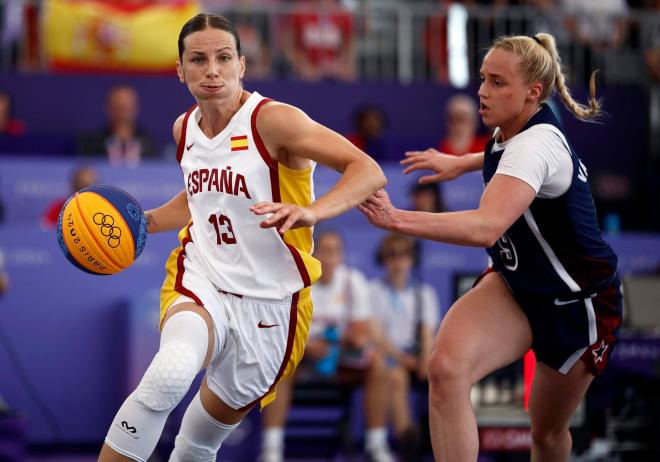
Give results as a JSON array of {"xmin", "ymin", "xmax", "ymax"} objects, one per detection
[{"xmin": 552, "ymin": 272, "xmax": 619, "ymax": 303}]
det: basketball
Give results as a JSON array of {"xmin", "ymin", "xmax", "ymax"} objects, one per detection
[{"xmin": 56, "ymin": 185, "xmax": 147, "ymax": 275}]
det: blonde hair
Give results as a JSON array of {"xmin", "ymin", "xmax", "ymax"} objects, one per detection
[{"xmin": 491, "ymin": 33, "xmax": 601, "ymax": 121}]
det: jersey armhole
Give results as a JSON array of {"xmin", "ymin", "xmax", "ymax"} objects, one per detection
[
  {"xmin": 250, "ymin": 98, "xmax": 276, "ymax": 169},
  {"xmin": 176, "ymin": 104, "xmax": 198, "ymax": 164}
]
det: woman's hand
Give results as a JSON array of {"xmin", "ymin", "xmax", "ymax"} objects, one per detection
[
  {"xmin": 400, "ymin": 148, "xmax": 465, "ymax": 183},
  {"xmin": 357, "ymin": 189, "xmax": 398, "ymax": 231},
  {"xmin": 251, "ymin": 202, "xmax": 317, "ymax": 233}
]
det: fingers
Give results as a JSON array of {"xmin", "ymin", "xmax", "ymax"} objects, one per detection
[
  {"xmin": 400, "ymin": 151, "xmax": 425, "ymax": 164},
  {"xmin": 357, "ymin": 203, "xmax": 374, "ymax": 217},
  {"xmin": 402, "ymin": 162, "xmax": 431, "ymax": 175},
  {"xmin": 250, "ymin": 202, "xmax": 279, "ymax": 215},
  {"xmin": 253, "ymin": 203, "xmax": 309, "ymax": 233},
  {"xmin": 278, "ymin": 212, "xmax": 301, "ymax": 234}
]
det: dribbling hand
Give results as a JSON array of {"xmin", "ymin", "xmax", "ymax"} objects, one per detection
[
  {"xmin": 357, "ymin": 189, "xmax": 398, "ymax": 231},
  {"xmin": 250, "ymin": 202, "xmax": 317, "ymax": 234},
  {"xmin": 400, "ymin": 148, "xmax": 464, "ymax": 183}
]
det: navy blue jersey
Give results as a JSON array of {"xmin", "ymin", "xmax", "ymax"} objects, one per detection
[{"xmin": 483, "ymin": 104, "xmax": 617, "ymax": 296}]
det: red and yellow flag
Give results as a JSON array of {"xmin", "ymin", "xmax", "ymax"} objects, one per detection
[
  {"xmin": 43, "ymin": 0, "xmax": 200, "ymax": 73},
  {"xmin": 231, "ymin": 135, "xmax": 249, "ymax": 152}
]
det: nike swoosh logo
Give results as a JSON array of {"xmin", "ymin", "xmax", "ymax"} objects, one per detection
[
  {"xmin": 186, "ymin": 142, "xmax": 195, "ymax": 150},
  {"xmin": 553, "ymin": 298, "xmax": 580, "ymax": 306},
  {"xmin": 258, "ymin": 321, "xmax": 280, "ymax": 329}
]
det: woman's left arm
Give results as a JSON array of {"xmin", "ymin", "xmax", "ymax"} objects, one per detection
[
  {"xmin": 360, "ymin": 174, "xmax": 537, "ymax": 247},
  {"xmin": 251, "ymin": 103, "xmax": 386, "ymax": 233}
]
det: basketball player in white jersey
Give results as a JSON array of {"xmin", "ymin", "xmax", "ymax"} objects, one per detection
[{"xmin": 99, "ymin": 13, "xmax": 386, "ymax": 462}]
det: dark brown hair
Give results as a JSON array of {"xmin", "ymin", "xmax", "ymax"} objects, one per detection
[{"xmin": 178, "ymin": 13, "xmax": 242, "ymax": 61}]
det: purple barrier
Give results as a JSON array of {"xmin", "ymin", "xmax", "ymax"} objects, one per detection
[{"xmin": 0, "ymin": 75, "xmax": 648, "ymax": 172}]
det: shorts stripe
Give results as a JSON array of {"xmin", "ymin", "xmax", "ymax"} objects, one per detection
[
  {"xmin": 238, "ymin": 291, "xmax": 299, "ymax": 411},
  {"xmin": 559, "ymin": 346, "xmax": 588, "ymax": 374},
  {"xmin": 173, "ymin": 224, "xmax": 204, "ymax": 309}
]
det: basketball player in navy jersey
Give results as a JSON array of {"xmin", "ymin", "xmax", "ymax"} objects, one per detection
[
  {"xmin": 360, "ymin": 33, "xmax": 622, "ymax": 461},
  {"xmin": 99, "ymin": 13, "xmax": 386, "ymax": 462}
]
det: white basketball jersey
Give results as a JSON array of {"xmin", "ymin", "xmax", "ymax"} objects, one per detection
[{"xmin": 174, "ymin": 92, "xmax": 321, "ymax": 299}]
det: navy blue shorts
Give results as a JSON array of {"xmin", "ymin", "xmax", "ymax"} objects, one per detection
[{"xmin": 475, "ymin": 269, "xmax": 623, "ymax": 375}]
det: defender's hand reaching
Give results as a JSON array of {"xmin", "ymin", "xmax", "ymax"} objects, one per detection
[
  {"xmin": 400, "ymin": 148, "xmax": 465, "ymax": 183},
  {"xmin": 358, "ymin": 189, "xmax": 398, "ymax": 231}
]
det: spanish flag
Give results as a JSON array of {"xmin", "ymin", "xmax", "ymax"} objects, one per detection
[
  {"xmin": 231, "ymin": 135, "xmax": 249, "ymax": 152},
  {"xmin": 43, "ymin": 0, "xmax": 200, "ymax": 73}
]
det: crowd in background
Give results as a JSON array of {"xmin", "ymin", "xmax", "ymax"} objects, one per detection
[{"xmin": 1, "ymin": 1, "xmax": 659, "ymax": 84}]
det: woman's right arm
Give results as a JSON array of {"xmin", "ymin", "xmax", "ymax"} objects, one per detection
[
  {"xmin": 145, "ymin": 113, "xmax": 190, "ymax": 233},
  {"xmin": 400, "ymin": 148, "xmax": 484, "ymax": 183},
  {"xmin": 145, "ymin": 191, "xmax": 190, "ymax": 233}
]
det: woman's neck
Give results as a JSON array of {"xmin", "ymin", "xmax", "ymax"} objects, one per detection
[
  {"xmin": 197, "ymin": 89, "xmax": 248, "ymax": 138},
  {"xmin": 499, "ymin": 104, "xmax": 541, "ymax": 142}
]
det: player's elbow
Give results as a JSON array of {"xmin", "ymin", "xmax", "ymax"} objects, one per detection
[
  {"xmin": 476, "ymin": 218, "xmax": 505, "ymax": 248},
  {"xmin": 367, "ymin": 158, "xmax": 387, "ymax": 190}
]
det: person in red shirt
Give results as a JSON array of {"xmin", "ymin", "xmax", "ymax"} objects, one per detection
[
  {"xmin": 284, "ymin": 0, "xmax": 356, "ymax": 81},
  {"xmin": 438, "ymin": 94, "xmax": 490, "ymax": 157},
  {"xmin": 0, "ymin": 91, "xmax": 26, "ymax": 136},
  {"xmin": 41, "ymin": 165, "xmax": 99, "ymax": 229}
]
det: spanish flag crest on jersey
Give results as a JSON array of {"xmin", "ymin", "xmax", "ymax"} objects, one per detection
[
  {"xmin": 43, "ymin": 0, "xmax": 200, "ymax": 73},
  {"xmin": 231, "ymin": 135, "xmax": 249, "ymax": 152}
]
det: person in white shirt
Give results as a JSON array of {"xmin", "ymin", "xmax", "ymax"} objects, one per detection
[
  {"xmin": 370, "ymin": 233, "xmax": 440, "ymax": 462},
  {"xmin": 259, "ymin": 230, "xmax": 393, "ymax": 462}
]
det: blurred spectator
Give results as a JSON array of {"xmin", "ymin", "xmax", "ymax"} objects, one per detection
[
  {"xmin": 370, "ymin": 233, "xmax": 440, "ymax": 462},
  {"xmin": 562, "ymin": 0, "xmax": 629, "ymax": 83},
  {"xmin": 562, "ymin": 0, "xmax": 629, "ymax": 50},
  {"xmin": 283, "ymin": 0, "xmax": 356, "ymax": 81},
  {"xmin": 438, "ymin": 94, "xmax": 490, "ymax": 156},
  {"xmin": 410, "ymin": 181, "xmax": 445, "ymax": 213},
  {"xmin": 0, "ymin": 91, "xmax": 25, "ymax": 136},
  {"xmin": 345, "ymin": 104, "xmax": 389, "ymax": 161},
  {"xmin": 41, "ymin": 165, "xmax": 99, "ymax": 229},
  {"xmin": 259, "ymin": 230, "xmax": 394, "ymax": 462},
  {"xmin": 219, "ymin": 0, "xmax": 280, "ymax": 79},
  {"xmin": 526, "ymin": 0, "xmax": 570, "ymax": 42},
  {"xmin": 78, "ymin": 85, "xmax": 157, "ymax": 166}
]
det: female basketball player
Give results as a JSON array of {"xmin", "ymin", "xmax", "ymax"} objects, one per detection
[
  {"xmin": 360, "ymin": 33, "xmax": 622, "ymax": 462},
  {"xmin": 99, "ymin": 14, "xmax": 386, "ymax": 462}
]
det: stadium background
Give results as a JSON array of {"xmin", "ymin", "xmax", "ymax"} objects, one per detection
[{"xmin": 0, "ymin": 1, "xmax": 659, "ymax": 461}]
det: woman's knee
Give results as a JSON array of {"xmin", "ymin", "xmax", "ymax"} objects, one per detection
[
  {"xmin": 428, "ymin": 349, "xmax": 470, "ymax": 401},
  {"xmin": 530, "ymin": 425, "xmax": 570, "ymax": 451}
]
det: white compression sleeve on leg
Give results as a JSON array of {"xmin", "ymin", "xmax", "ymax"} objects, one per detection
[
  {"xmin": 169, "ymin": 391, "xmax": 240, "ymax": 462},
  {"xmin": 105, "ymin": 311, "xmax": 210, "ymax": 461}
]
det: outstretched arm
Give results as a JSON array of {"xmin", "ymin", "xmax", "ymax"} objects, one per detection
[
  {"xmin": 401, "ymin": 148, "xmax": 484, "ymax": 184},
  {"xmin": 145, "ymin": 190, "xmax": 190, "ymax": 233},
  {"xmin": 359, "ymin": 174, "xmax": 536, "ymax": 247},
  {"xmin": 251, "ymin": 103, "xmax": 386, "ymax": 233},
  {"xmin": 145, "ymin": 113, "xmax": 191, "ymax": 233}
]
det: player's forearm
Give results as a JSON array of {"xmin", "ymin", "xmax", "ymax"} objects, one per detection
[
  {"xmin": 460, "ymin": 152, "xmax": 485, "ymax": 172},
  {"xmin": 310, "ymin": 156, "xmax": 386, "ymax": 222},
  {"xmin": 145, "ymin": 190, "xmax": 191, "ymax": 233},
  {"xmin": 391, "ymin": 208, "xmax": 498, "ymax": 247}
]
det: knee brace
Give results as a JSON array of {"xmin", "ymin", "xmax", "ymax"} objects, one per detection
[
  {"xmin": 105, "ymin": 311, "xmax": 209, "ymax": 461},
  {"xmin": 169, "ymin": 392, "xmax": 240, "ymax": 462},
  {"xmin": 135, "ymin": 340, "xmax": 199, "ymax": 411}
]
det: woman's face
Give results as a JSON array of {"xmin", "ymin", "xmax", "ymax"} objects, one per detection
[
  {"xmin": 177, "ymin": 28, "xmax": 246, "ymax": 103},
  {"xmin": 477, "ymin": 48, "xmax": 532, "ymax": 135},
  {"xmin": 314, "ymin": 233, "xmax": 344, "ymax": 274}
]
